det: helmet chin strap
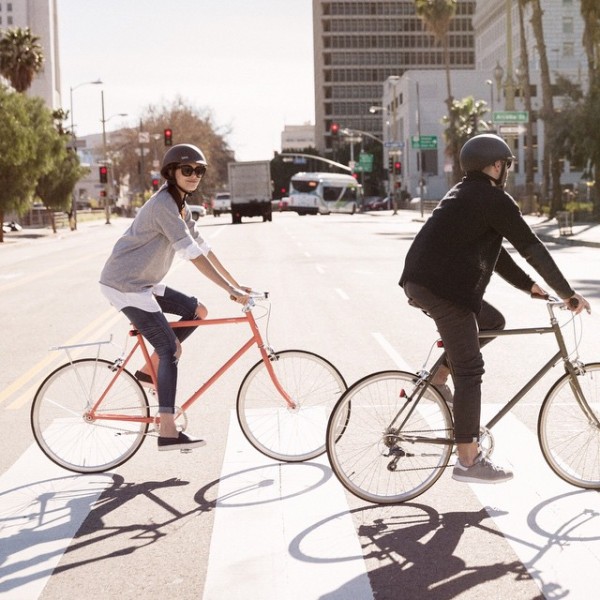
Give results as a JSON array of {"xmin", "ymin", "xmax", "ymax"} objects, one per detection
[{"xmin": 481, "ymin": 163, "xmax": 508, "ymax": 189}]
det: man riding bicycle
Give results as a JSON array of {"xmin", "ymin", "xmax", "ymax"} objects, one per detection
[{"xmin": 400, "ymin": 133, "xmax": 590, "ymax": 484}]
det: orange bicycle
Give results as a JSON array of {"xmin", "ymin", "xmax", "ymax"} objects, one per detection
[{"xmin": 31, "ymin": 292, "xmax": 347, "ymax": 473}]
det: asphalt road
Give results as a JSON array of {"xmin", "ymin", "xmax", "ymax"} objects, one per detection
[{"xmin": 1, "ymin": 211, "xmax": 599, "ymax": 600}]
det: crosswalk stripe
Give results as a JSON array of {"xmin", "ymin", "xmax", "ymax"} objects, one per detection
[
  {"xmin": 202, "ymin": 412, "xmax": 374, "ymax": 600},
  {"xmin": 0, "ymin": 445, "xmax": 113, "ymax": 599},
  {"xmin": 467, "ymin": 405, "xmax": 600, "ymax": 598}
]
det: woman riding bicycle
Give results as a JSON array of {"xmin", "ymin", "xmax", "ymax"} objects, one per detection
[
  {"xmin": 400, "ymin": 133, "xmax": 590, "ymax": 484},
  {"xmin": 100, "ymin": 143, "xmax": 251, "ymax": 451}
]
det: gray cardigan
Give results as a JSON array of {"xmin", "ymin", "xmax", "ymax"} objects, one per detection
[{"xmin": 100, "ymin": 186, "xmax": 208, "ymax": 293}]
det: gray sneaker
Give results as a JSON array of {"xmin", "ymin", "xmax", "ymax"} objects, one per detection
[{"xmin": 452, "ymin": 453, "xmax": 513, "ymax": 484}]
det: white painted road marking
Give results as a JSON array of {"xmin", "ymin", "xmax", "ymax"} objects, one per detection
[
  {"xmin": 372, "ymin": 332, "xmax": 413, "ymax": 372},
  {"xmin": 0, "ymin": 446, "xmax": 113, "ymax": 599},
  {"xmin": 468, "ymin": 405, "xmax": 600, "ymax": 599},
  {"xmin": 202, "ymin": 413, "xmax": 373, "ymax": 600}
]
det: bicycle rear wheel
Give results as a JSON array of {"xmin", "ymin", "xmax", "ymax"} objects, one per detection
[
  {"xmin": 538, "ymin": 362, "xmax": 600, "ymax": 489},
  {"xmin": 31, "ymin": 359, "xmax": 149, "ymax": 473},
  {"xmin": 327, "ymin": 370, "xmax": 454, "ymax": 504},
  {"xmin": 237, "ymin": 350, "xmax": 347, "ymax": 462}
]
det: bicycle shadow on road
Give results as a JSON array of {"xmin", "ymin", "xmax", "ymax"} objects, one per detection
[
  {"xmin": 0, "ymin": 473, "xmax": 193, "ymax": 595},
  {"xmin": 289, "ymin": 504, "xmax": 543, "ymax": 600}
]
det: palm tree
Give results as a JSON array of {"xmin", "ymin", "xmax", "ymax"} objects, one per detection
[
  {"xmin": 527, "ymin": 0, "xmax": 563, "ymax": 216},
  {"xmin": 442, "ymin": 96, "xmax": 489, "ymax": 171},
  {"xmin": 517, "ymin": 0, "xmax": 536, "ymax": 213},
  {"xmin": 0, "ymin": 27, "xmax": 44, "ymax": 93},
  {"xmin": 580, "ymin": 0, "xmax": 599, "ymax": 86},
  {"xmin": 414, "ymin": 0, "xmax": 460, "ymax": 182}
]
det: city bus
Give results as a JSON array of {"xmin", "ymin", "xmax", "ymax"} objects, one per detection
[{"xmin": 288, "ymin": 172, "xmax": 363, "ymax": 215}]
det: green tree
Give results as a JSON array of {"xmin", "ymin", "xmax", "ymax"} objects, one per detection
[
  {"xmin": 0, "ymin": 87, "xmax": 37, "ymax": 242},
  {"xmin": 36, "ymin": 111, "xmax": 87, "ymax": 232},
  {"xmin": 414, "ymin": 0, "xmax": 460, "ymax": 182},
  {"xmin": 0, "ymin": 87, "xmax": 67, "ymax": 242},
  {"xmin": 0, "ymin": 27, "xmax": 44, "ymax": 92}
]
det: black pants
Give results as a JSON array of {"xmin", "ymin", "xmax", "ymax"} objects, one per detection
[{"xmin": 403, "ymin": 281, "xmax": 505, "ymax": 443}]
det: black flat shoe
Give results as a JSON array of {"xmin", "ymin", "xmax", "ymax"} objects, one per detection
[
  {"xmin": 157, "ymin": 432, "xmax": 206, "ymax": 452},
  {"xmin": 135, "ymin": 370, "xmax": 154, "ymax": 385}
]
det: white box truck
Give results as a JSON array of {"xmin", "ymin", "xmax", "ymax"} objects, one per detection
[{"xmin": 228, "ymin": 160, "xmax": 272, "ymax": 224}]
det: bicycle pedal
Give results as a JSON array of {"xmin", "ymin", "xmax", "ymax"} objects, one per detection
[{"xmin": 180, "ymin": 448, "xmax": 193, "ymax": 454}]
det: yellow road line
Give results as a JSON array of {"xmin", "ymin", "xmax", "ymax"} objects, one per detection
[
  {"xmin": 1, "ymin": 308, "xmax": 123, "ymax": 409},
  {"xmin": 0, "ymin": 250, "xmax": 106, "ymax": 293}
]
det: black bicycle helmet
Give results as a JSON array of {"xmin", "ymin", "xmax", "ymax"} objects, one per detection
[
  {"xmin": 459, "ymin": 134, "xmax": 515, "ymax": 173},
  {"xmin": 160, "ymin": 143, "xmax": 208, "ymax": 180}
]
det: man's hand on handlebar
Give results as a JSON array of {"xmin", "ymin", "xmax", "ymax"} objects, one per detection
[
  {"xmin": 530, "ymin": 284, "xmax": 591, "ymax": 315},
  {"xmin": 564, "ymin": 292, "xmax": 591, "ymax": 315}
]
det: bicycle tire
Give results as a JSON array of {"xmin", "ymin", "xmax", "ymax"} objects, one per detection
[
  {"xmin": 538, "ymin": 362, "xmax": 600, "ymax": 489},
  {"xmin": 326, "ymin": 370, "xmax": 454, "ymax": 504},
  {"xmin": 31, "ymin": 359, "xmax": 150, "ymax": 473},
  {"xmin": 237, "ymin": 350, "xmax": 347, "ymax": 462}
]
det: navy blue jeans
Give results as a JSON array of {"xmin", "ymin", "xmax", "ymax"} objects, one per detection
[
  {"xmin": 122, "ymin": 287, "xmax": 199, "ymax": 414},
  {"xmin": 403, "ymin": 281, "xmax": 505, "ymax": 443}
]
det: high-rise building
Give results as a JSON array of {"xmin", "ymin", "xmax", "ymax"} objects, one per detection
[
  {"xmin": 312, "ymin": 0, "xmax": 477, "ymax": 155},
  {"xmin": 0, "ymin": 0, "xmax": 61, "ymax": 110}
]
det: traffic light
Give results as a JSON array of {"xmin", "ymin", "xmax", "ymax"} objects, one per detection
[
  {"xmin": 388, "ymin": 156, "xmax": 394, "ymax": 172},
  {"xmin": 164, "ymin": 128, "xmax": 173, "ymax": 146},
  {"xmin": 152, "ymin": 178, "xmax": 160, "ymax": 191},
  {"xmin": 330, "ymin": 122, "xmax": 339, "ymax": 136},
  {"xmin": 394, "ymin": 161, "xmax": 402, "ymax": 174},
  {"xmin": 99, "ymin": 165, "xmax": 108, "ymax": 183}
]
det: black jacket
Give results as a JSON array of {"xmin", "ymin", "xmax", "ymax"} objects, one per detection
[{"xmin": 399, "ymin": 172, "xmax": 573, "ymax": 313}]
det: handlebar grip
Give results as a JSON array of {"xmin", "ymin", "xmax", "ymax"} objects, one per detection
[
  {"xmin": 530, "ymin": 292, "xmax": 550, "ymax": 300},
  {"xmin": 568, "ymin": 297, "xmax": 580, "ymax": 309}
]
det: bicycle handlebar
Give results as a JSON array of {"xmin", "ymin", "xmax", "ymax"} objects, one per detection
[
  {"xmin": 242, "ymin": 291, "xmax": 269, "ymax": 312},
  {"xmin": 530, "ymin": 292, "xmax": 580, "ymax": 310}
]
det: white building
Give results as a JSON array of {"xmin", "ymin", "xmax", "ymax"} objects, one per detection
[
  {"xmin": 381, "ymin": 0, "xmax": 588, "ymax": 203},
  {"xmin": 1, "ymin": 0, "xmax": 61, "ymax": 110},
  {"xmin": 281, "ymin": 123, "xmax": 316, "ymax": 151}
]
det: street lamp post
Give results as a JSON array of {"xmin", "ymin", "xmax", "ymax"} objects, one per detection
[
  {"xmin": 485, "ymin": 79, "xmax": 494, "ymax": 127},
  {"xmin": 100, "ymin": 89, "xmax": 127, "ymax": 225},
  {"xmin": 69, "ymin": 78, "xmax": 102, "ymax": 229}
]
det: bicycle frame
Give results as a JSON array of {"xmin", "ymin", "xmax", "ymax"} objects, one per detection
[
  {"xmin": 397, "ymin": 301, "xmax": 600, "ymax": 445},
  {"xmin": 87, "ymin": 305, "xmax": 296, "ymax": 425}
]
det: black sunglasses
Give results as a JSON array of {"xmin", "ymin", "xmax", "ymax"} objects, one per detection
[
  {"xmin": 505, "ymin": 159, "xmax": 513, "ymax": 169},
  {"xmin": 178, "ymin": 165, "xmax": 206, "ymax": 177}
]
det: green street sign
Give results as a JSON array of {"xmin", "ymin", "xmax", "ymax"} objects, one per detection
[
  {"xmin": 411, "ymin": 135, "xmax": 438, "ymax": 149},
  {"xmin": 357, "ymin": 152, "xmax": 373, "ymax": 173},
  {"xmin": 492, "ymin": 110, "xmax": 529, "ymax": 123}
]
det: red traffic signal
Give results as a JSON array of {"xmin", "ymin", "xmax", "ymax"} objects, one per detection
[
  {"xmin": 99, "ymin": 165, "xmax": 108, "ymax": 183},
  {"xmin": 152, "ymin": 178, "xmax": 160, "ymax": 191},
  {"xmin": 330, "ymin": 122, "xmax": 339, "ymax": 136},
  {"xmin": 164, "ymin": 128, "xmax": 173, "ymax": 146},
  {"xmin": 394, "ymin": 161, "xmax": 402, "ymax": 174}
]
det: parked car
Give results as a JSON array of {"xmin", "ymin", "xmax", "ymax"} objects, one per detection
[
  {"xmin": 363, "ymin": 196, "xmax": 383, "ymax": 211},
  {"xmin": 363, "ymin": 196, "xmax": 391, "ymax": 211},
  {"xmin": 370, "ymin": 196, "xmax": 392, "ymax": 211},
  {"xmin": 188, "ymin": 204, "xmax": 207, "ymax": 220},
  {"xmin": 211, "ymin": 192, "xmax": 231, "ymax": 217}
]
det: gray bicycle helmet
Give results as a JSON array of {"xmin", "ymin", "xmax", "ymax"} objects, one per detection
[
  {"xmin": 160, "ymin": 143, "xmax": 208, "ymax": 180},
  {"xmin": 459, "ymin": 134, "xmax": 515, "ymax": 173}
]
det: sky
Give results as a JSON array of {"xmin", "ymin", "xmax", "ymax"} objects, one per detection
[{"xmin": 56, "ymin": 0, "xmax": 315, "ymax": 161}]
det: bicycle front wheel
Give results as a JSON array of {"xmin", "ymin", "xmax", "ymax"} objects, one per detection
[
  {"xmin": 237, "ymin": 350, "xmax": 347, "ymax": 462},
  {"xmin": 327, "ymin": 371, "xmax": 454, "ymax": 504},
  {"xmin": 31, "ymin": 359, "xmax": 150, "ymax": 473},
  {"xmin": 538, "ymin": 362, "xmax": 600, "ymax": 489}
]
